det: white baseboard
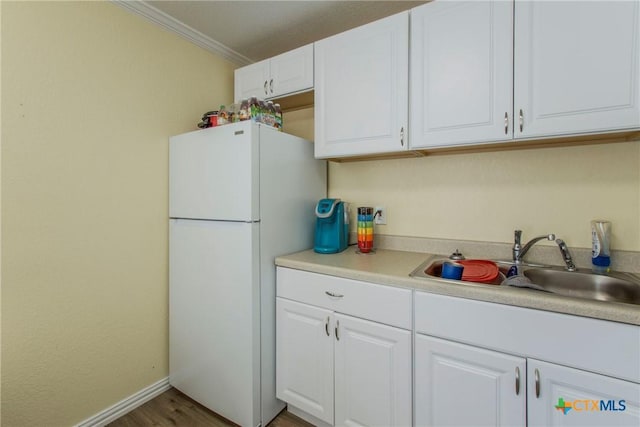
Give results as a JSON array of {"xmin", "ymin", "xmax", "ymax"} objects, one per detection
[{"xmin": 75, "ymin": 377, "xmax": 171, "ymax": 427}]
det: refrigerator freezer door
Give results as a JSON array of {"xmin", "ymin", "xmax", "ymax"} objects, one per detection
[
  {"xmin": 169, "ymin": 218, "xmax": 260, "ymax": 427},
  {"xmin": 169, "ymin": 122, "xmax": 259, "ymax": 221}
]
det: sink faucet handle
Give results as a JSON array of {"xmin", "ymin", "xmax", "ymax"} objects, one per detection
[
  {"xmin": 555, "ymin": 238, "xmax": 577, "ymax": 272},
  {"xmin": 514, "ymin": 229, "xmax": 522, "ymax": 245}
]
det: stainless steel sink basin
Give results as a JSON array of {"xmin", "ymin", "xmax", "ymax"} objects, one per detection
[
  {"xmin": 410, "ymin": 258, "xmax": 510, "ymax": 285},
  {"xmin": 419, "ymin": 258, "xmax": 507, "ymax": 285},
  {"xmin": 522, "ymin": 268, "xmax": 640, "ymax": 305},
  {"xmin": 410, "ymin": 257, "xmax": 640, "ymax": 306}
]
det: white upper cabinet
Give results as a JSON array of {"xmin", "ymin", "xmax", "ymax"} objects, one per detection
[
  {"xmin": 269, "ymin": 45, "xmax": 314, "ymax": 98},
  {"xmin": 314, "ymin": 11, "xmax": 409, "ymax": 158},
  {"xmin": 514, "ymin": 1, "xmax": 640, "ymax": 138},
  {"xmin": 234, "ymin": 58, "xmax": 270, "ymax": 102},
  {"xmin": 234, "ymin": 44, "xmax": 313, "ymax": 102},
  {"xmin": 410, "ymin": 1, "xmax": 514, "ymax": 148},
  {"xmin": 410, "ymin": 0, "xmax": 640, "ymax": 149}
]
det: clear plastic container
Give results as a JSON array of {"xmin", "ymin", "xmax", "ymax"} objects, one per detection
[
  {"xmin": 218, "ymin": 105, "xmax": 228, "ymax": 125},
  {"xmin": 591, "ymin": 220, "xmax": 611, "ymax": 274},
  {"xmin": 274, "ymin": 103, "xmax": 283, "ymax": 131}
]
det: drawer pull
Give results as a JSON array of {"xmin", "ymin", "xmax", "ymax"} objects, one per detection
[
  {"xmin": 515, "ymin": 366, "xmax": 520, "ymax": 395},
  {"xmin": 335, "ymin": 320, "xmax": 340, "ymax": 340},
  {"xmin": 325, "ymin": 316, "xmax": 330, "ymax": 336},
  {"xmin": 325, "ymin": 291, "xmax": 344, "ymax": 298}
]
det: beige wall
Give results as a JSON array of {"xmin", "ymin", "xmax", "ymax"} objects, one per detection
[
  {"xmin": 285, "ymin": 107, "xmax": 640, "ymax": 252},
  {"xmin": 283, "ymin": 107, "xmax": 314, "ymax": 142},
  {"xmin": 1, "ymin": 2, "xmax": 234, "ymax": 425}
]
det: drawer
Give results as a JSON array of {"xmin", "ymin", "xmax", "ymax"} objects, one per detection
[
  {"xmin": 415, "ymin": 291, "xmax": 640, "ymax": 383},
  {"xmin": 277, "ymin": 267, "xmax": 412, "ymax": 330}
]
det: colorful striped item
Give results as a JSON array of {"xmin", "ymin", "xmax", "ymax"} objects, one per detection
[{"xmin": 357, "ymin": 207, "xmax": 374, "ymax": 253}]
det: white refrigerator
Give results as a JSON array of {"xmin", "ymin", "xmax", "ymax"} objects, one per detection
[{"xmin": 169, "ymin": 121, "xmax": 326, "ymax": 427}]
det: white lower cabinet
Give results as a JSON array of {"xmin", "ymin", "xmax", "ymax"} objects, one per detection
[
  {"xmin": 334, "ymin": 313, "xmax": 411, "ymax": 427},
  {"xmin": 414, "ymin": 290, "xmax": 640, "ymax": 427},
  {"xmin": 528, "ymin": 359, "xmax": 640, "ymax": 427},
  {"xmin": 276, "ymin": 269, "xmax": 640, "ymax": 427},
  {"xmin": 276, "ymin": 298, "xmax": 334, "ymax": 424},
  {"xmin": 414, "ymin": 335, "xmax": 526, "ymax": 427},
  {"xmin": 276, "ymin": 267, "xmax": 412, "ymax": 427},
  {"xmin": 415, "ymin": 335, "xmax": 640, "ymax": 427}
]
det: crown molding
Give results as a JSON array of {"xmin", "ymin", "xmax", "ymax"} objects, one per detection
[{"xmin": 112, "ymin": 0, "xmax": 253, "ymax": 66}]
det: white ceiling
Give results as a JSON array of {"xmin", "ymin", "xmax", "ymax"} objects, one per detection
[{"xmin": 137, "ymin": 1, "xmax": 428, "ymax": 65}]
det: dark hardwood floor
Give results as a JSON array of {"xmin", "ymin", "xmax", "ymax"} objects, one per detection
[{"xmin": 107, "ymin": 387, "xmax": 313, "ymax": 427}]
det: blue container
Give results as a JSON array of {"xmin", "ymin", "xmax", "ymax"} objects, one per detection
[
  {"xmin": 314, "ymin": 198, "xmax": 349, "ymax": 254},
  {"xmin": 441, "ymin": 261, "xmax": 464, "ymax": 280}
]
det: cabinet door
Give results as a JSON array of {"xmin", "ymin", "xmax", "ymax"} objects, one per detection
[
  {"xmin": 334, "ymin": 313, "xmax": 411, "ymax": 427},
  {"xmin": 234, "ymin": 59, "xmax": 270, "ymax": 101},
  {"xmin": 269, "ymin": 44, "xmax": 313, "ymax": 98},
  {"xmin": 415, "ymin": 334, "xmax": 526, "ymax": 427},
  {"xmin": 410, "ymin": 1, "xmax": 513, "ymax": 148},
  {"xmin": 528, "ymin": 359, "xmax": 640, "ymax": 427},
  {"xmin": 275, "ymin": 298, "xmax": 334, "ymax": 425},
  {"xmin": 314, "ymin": 11, "xmax": 409, "ymax": 158},
  {"xmin": 514, "ymin": 1, "xmax": 640, "ymax": 138}
]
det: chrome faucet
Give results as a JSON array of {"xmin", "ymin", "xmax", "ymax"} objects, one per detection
[
  {"xmin": 512, "ymin": 230, "xmax": 555, "ymax": 264},
  {"xmin": 555, "ymin": 239, "xmax": 577, "ymax": 271}
]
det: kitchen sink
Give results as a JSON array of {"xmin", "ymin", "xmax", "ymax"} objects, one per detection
[
  {"xmin": 411, "ymin": 258, "xmax": 640, "ymax": 306},
  {"xmin": 522, "ymin": 268, "xmax": 640, "ymax": 304},
  {"xmin": 419, "ymin": 258, "xmax": 507, "ymax": 285}
]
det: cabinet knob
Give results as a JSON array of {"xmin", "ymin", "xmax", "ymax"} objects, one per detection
[
  {"xmin": 335, "ymin": 320, "xmax": 340, "ymax": 341},
  {"xmin": 504, "ymin": 112, "xmax": 509, "ymax": 135},
  {"xmin": 515, "ymin": 366, "xmax": 520, "ymax": 395},
  {"xmin": 400, "ymin": 127, "xmax": 405, "ymax": 146},
  {"xmin": 535, "ymin": 368, "xmax": 541, "ymax": 398},
  {"xmin": 264, "ymin": 80, "xmax": 268, "ymax": 95},
  {"xmin": 325, "ymin": 316, "xmax": 330, "ymax": 336},
  {"xmin": 270, "ymin": 79, "xmax": 274, "ymax": 94},
  {"xmin": 519, "ymin": 109, "xmax": 524, "ymax": 133}
]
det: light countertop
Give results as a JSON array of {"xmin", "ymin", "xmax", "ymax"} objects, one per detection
[{"xmin": 276, "ymin": 246, "xmax": 640, "ymax": 326}]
